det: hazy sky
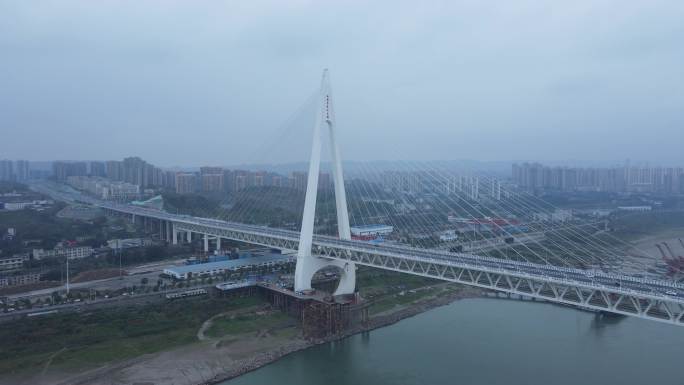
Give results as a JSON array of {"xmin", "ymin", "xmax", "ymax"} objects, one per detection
[{"xmin": 1, "ymin": 0, "xmax": 683, "ymax": 167}]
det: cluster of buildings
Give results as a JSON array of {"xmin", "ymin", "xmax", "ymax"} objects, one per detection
[
  {"xmin": 163, "ymin": 253, "xmax": 293, "ymax": 280},
  {"xmin": 366, "ymin": 171, "xmax": 504, "ymax": 201},
  {"xmin": 66, "ymin": 176, "xmax": 141, "ymax": 201},
  {"xmin": 0, "ymin": 190, "xmax": 53, "ymax": 212},
  {"xmin": 54, "ymin": 157, "xmax": 176, "ymax": 190},
  {"xmin": 174, "ymin": 168, "xmax": 332, "ymax": 194},
  {"xmin": 0, "ymin": 160, "xmax": 30, "ymax": 182},
  {"xmin": 53, "ymin": 157, "xmax": 335, "ymax": 197},
  {"xmin": 447, "ymin": 216, "xmax": 529, "ymax": 234},
  {"xmin": 0, "ymin": 199, "xmax": 53, "ymax": 211},
  {"xmin": 0, "ymin": 236, "xmax": 157, "ymax": 288},
  {"xmin": 512, "ymin": 163, "xmax": 684, "ymax": 194}
]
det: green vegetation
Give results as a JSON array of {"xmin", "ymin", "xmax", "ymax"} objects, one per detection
[
  {"xmin": 369, "ymin": 286, "xmax": 446, "ymax": 315},
  {"xmin": 0, "ymin": 203, "xmax": 109, "ymax": 253},
  {"xmin": 356, "ymin": 266, "xmax": 439, "ymax": 296},
  {"xmin": 0, "ymin": 296, "xmax": 265, "ymax": 374},
  {"xmin": 206, "ymin": 311, "xmax": 293, "ymax": 338},
  {"xmin": 353, "ymin": 267, "xmax": 460, "ymax": 315}
]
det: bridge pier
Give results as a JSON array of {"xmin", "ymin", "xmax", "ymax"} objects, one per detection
[
  {"xmin": 166, "ymin": 221, "xmax": 172, "ymax": 243},
  {"xmin": 172, "ymin": 223, "xmax": 178, "ymax": 245},
  {"xmin": 204, "ymin": 234, "xmax": 209, "ymax": 253}
]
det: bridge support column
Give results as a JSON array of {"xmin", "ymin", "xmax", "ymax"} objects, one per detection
[
  {"xmin": 203, "ymin": 234, "xmax": 209, "ymax": 253},
  {"xmin": 172, "ymin": 223, "xmax": 178, "ymax": 245},
  {"xmin": 294, "ymin": 69, "xmax": 355, "ymax": 296},
  {"xmin": 216, "ymin": 237, "xmax": 221, "ymax": 252},
  {"xmin": 186, "ymin": 231, "xmax": 192, "ymax": 243},
  {"xmin": 166, "ymin": 221, "xmax": 172, "ymax": 243}
]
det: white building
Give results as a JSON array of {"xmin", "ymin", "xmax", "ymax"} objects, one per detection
[
  {"xmin": 67, "ymin": 176, "xmax": 140, "ymax": 201},
  {"xmin": 2, "ymin": 202, "xmax": 30, "ymax": 211},
  {"xmin": 0, "ymin": 272, "xmax": 41, "ymax": 287},
  {"xmin": 617, "ymin": 206, "xmax": 652, "ymax": 212},
  {"xmin": 107, "ymin": 238, "xmax": 153, "ymax": 250},
  {"xmin": 33, "ymin": 246, "xmax": 94, "ymax": 260},
  {"xmin": 438, "ymin": 230, "xmax": 458, "ymax": 242},
  {"xmin": 0, "ymin": 254, "xmax": 29, "ymax": 272},
  {"xmin": 350, "ymin": 224, "xmax": 394, "ymax": 237}
]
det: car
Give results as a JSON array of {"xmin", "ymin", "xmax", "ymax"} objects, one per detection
[{"xmin": 665, "ymin": 290, "xmax": 677, "ymax": 296}]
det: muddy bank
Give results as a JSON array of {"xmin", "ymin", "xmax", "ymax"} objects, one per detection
[{"xmin": 4, "ymin": 286, "xmax": 479, "ymax": 385}]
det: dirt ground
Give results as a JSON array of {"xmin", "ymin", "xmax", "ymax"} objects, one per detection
[
  {"xmin": 4, "ymin": 325, "xmax": 305, "ymax": 385},
  {"xmin": 623, "ymin": 228, "xmax": 684, "ymax": 277}
]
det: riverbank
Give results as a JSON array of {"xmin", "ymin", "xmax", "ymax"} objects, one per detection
[
  {"xmin": 11, "ymin": 284, "xmax": 478, "ymax": 385},
  {"xmin": 197, "ymin": 284, "xmax": 480, "ymax": 385}
]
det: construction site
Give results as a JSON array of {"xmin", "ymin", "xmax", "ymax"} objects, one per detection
[
  {"xmin": 654, "ymin": 238, "xmax": 684, "ymax": 279},
  {"xmin": 215, "ymin": 280, "xmax": 371, "ymax": 340}
]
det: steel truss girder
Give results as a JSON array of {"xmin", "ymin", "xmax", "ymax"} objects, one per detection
[{"xmin": 152, "ymin": 220, "xmax": 684, "ymax": 326}]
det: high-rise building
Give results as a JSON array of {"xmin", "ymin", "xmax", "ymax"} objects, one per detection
[
  {"xmin": 271, "ymin": 175, "xmax": 284, "ymax": 187},
  {"xmin": 163, "ymin": 170, "xmax": 176, "ymax": 189},
  {"xmin": 122, "ymin": 157, "xmax": 148, "ymax": 187},
  {"xmin": 105, "ymin": 160, "xmax": 124, "ymax": 181},
  {"xmin": 200, "ymin": 167, "xmax": 224, "ymax": 192},
  {"xmin": 512, "ymin": 163, "xmax": 684, "ymax": 194},
  {"xmin": 89, "ymin": 161, "xmax": 106, "ymax": 177},
  {"xmin": 223, "ymin": 170, "xmax": 235, "ymax": 192},
  {"xmin": 0, "ymin": 160, "xmax": 14, "ymax": 181},
  {"xmin": 200, "ymin": 166, "xmax": 223, "ymax": 175},
  {"xmin": 318, "ymin": 172, "xmax": 332, "ymax": 190},
  {"xmin": 201, "ymin": 173, "xmax": 224, "ymax": 192},
  {"xmin": 175, "ymin": 173, "xmax": 196, "ymax": 194},
  {"xmin": 52, "ymin": 161, "xmax": 87, "ymax": 182},
  {"xmin": 14, "ymin": 160, "xmax": 30, "ymax": 181},
  {"xmin": 291, "ymin": 171, "xmax": 308, "ymax": 191}
]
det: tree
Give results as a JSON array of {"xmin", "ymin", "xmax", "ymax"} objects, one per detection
[{"xmin": 141, "ymin": 277, "xmax": 149, "ymax": 285}]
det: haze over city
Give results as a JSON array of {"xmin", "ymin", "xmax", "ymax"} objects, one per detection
[
  {"xmin": 2, "ymin": 0, "xmax": 683, "ymax": 166},
  {"xmin": 2, "ymin": 2, "xmax": 684, "ymax": 385}
]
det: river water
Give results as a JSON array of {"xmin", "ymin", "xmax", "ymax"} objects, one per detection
[{"xmin": 226, "ymin": 298, "xmax": 684, "ymax": 385}]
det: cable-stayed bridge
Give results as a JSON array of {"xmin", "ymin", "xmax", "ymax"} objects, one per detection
[
  {"xmin": 36, "ymin": 70, "xmax": 684, "ymax": 326},
  {"xmin": 71, "ymin": 197, "xmax": 684, "ymax": 326}
]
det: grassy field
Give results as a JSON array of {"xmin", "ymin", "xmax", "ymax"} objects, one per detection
[
  {"xmin": 0, "ymin": 296, "xmax": 265, "ymax": 374},
  {"xmin": 368, "ymin": 285, "xmax": 458, "ymax": 315},
  {"xmin": 206, "ymin": 312, "xmax": 293, "ymax": 338}
]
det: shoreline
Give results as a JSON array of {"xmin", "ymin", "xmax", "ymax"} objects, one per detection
[{"xmin": 198, "ymin": 286, "xmax": 480, "ymax": 385}]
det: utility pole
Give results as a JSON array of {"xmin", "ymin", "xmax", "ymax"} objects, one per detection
[{"xmin": 66, "ymin": 257, "xmax": 70, "ymax": 295}]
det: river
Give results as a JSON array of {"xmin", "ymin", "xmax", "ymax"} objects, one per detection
[{"xmin": 225, "ymin": 298, "xmax": 684, "ymax": 385}]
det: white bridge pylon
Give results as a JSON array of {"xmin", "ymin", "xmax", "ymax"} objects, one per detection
[{"xmin": 294, "ymin": 69, "xmax": 356, "ymax": 296}]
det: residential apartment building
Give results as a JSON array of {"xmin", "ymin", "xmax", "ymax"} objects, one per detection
[{"xmin": 33, "ymin": 246, "xmax": 94, "ymax": 260}]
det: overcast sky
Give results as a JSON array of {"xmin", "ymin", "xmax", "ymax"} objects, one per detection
[{"xmin": 1, "ymin": 0, "xmax": 683, "ymax": 167}]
